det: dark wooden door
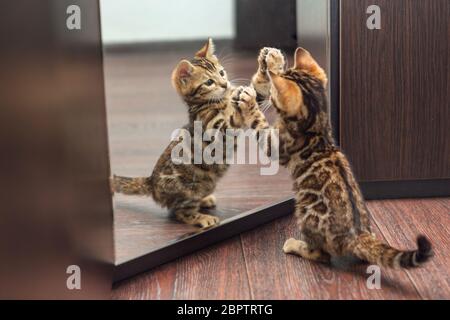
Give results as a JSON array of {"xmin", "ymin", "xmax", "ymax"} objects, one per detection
[
  {"xmin": 235, "ymin": 0, "xmax": 297, "ymax": 50},
  {"xmin": 339, "ymin": 0, "xmax": 450, "ymax": 196}
]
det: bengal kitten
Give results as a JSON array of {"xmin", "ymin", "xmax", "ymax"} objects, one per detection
[
  {"xmin": 112, "ymin": 39, "xmax": 267, "ymax": 228},
  {"xmin": 253, "ymin": 47, "xmax": 433, "ymax": 268}
]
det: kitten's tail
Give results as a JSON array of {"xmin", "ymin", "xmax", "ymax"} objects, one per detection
[
  {"xmin": 110, "ymin": 175, "xmax": 152, "ymax": 196},
  {"xmin": 348, "ymin": 232, "xmax": 433, "ymax": 269}
]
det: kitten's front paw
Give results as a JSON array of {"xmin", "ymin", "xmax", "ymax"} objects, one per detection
[
  {"xmin": 265, "ymin": 48, "xmax": 286, "ymax": 75},
  {"xmin": 200, "ymin": 194, "xmax": 217, "ymax": 209},
  {"xmin": 257, "ymin": 47, "xmax": 272, "ymax": 73},
  {"xmin": 232, "ymin": 86, "xmax": 257, "ymax": 114},
  {"xmin": 283, "ymin": 238, "xmax": 300, "ymax": 254},
  {"xmin": 196, "ymin": 214, "xmax": 220, "ymax": 229}
]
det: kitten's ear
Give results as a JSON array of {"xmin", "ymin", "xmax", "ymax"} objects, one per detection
[
  {"xmin": 294, "ymin": 47, "xmax": 328, "ymax": 86},
  {"xmin": 172, "ymin": 60, "xmax": 194, "ymax": 85},
  {"xmin": 293, "ymin": 47, "xmax": 316, "ymax": 70},
  {"xmin": 195, "ymin": 38, "xmax": 215, "ymax": 58}
]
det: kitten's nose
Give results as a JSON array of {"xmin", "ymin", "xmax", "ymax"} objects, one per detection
[{"xmin": 221, "ymin": 83, "xmax": 228, "ymax": 89}]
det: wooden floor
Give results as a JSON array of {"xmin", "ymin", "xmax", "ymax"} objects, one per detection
[
  {"xmin": 112, "ymin": 197, "xmax": 450, "ymax": 300},
  {"xmin": 105, "ymin": 43, "xmax": 449, "ymax": 299}
]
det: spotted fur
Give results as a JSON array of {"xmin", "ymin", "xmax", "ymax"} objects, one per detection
[
  {"xmin": 112, "ymin": 39, "xmax": 268, "ymax": 228},
  {"xmin": 253, "ymin": 47, "xmax": 433, "ymax": 268}
]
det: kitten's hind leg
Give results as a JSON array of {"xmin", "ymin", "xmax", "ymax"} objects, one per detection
[
  {"xmin": 174, "ymin": 201, "xmax": 219, "ymax": 229},
  {"xmin": 283, "ymin": 238, "xmax": 330, "ymax": 263},
  {"xmin": 200, "ymin": 194, "xmax": 216, "ymax": 209}
]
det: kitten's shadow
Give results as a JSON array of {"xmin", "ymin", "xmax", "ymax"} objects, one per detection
[{"xmin": 325, "ymin": 256, "xmax": 417, "ymax": 296}]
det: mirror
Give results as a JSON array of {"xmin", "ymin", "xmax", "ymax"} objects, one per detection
[{"xmin": 100, "ymin": 0, "xmax": 331, "ymax": 275}]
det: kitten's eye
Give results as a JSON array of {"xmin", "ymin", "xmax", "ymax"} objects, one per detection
[
  {"xmin": 219, "ymin": 70, "xmax": 225, "ymax": 77},
  {"xmin": 205, "ymin": 79, "xmax": 215, "ymax": 86}
]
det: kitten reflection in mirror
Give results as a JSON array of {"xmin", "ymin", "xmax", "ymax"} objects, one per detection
[
  {"xmin": 253, "ymin": 47, "xmax": 433, "ymax": 269},
  {"xmin": 111, "ymin": 39, "xmax": 269, "ymax": 229}
]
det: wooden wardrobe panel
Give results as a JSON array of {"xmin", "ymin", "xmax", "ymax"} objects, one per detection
[
  {"xmin": 235, "ymin": 0, "xmax": 297, "ymax": 50},
  {"xmin": 0, "ymin": 0, "xmax": 113, "ymax": 298},
  {"xmin": 340, "ymin": 0, "xmax": 450, "ymax": 182}
]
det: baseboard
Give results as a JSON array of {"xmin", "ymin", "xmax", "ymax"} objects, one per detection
[{"xmin": 360, "ymin": 179, "xmax": 450, "ymax": 200}]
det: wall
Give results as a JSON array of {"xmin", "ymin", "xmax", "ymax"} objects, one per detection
[{"xmin": 100, "ymin": 0, "xmax": 235, "ymax": 44}]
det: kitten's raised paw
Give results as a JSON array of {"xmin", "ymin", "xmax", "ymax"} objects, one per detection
[
  {"xmin": 232, "ymin": 86, "xmax": 257, "ymax": 112},
  {"xmin": 257, "ymin": 47, "xmax": 272, "ymax": 73},
  {"xmin": 265, "ymin": 48, "xmax": 286, "ymax": 75}
]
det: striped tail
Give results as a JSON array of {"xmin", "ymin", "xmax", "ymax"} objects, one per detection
[
  {"xmin": 110, "ymin": 175, "xmax": 152, "ymax": 196},
  {"xmin": 348, "ymin": 232, "xmax": 433, "ymax": 269}
]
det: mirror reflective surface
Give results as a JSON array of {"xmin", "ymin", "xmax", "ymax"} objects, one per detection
[{"xmin": 101, "ymin": 0, "xmax": 319, "ymax": 264}]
